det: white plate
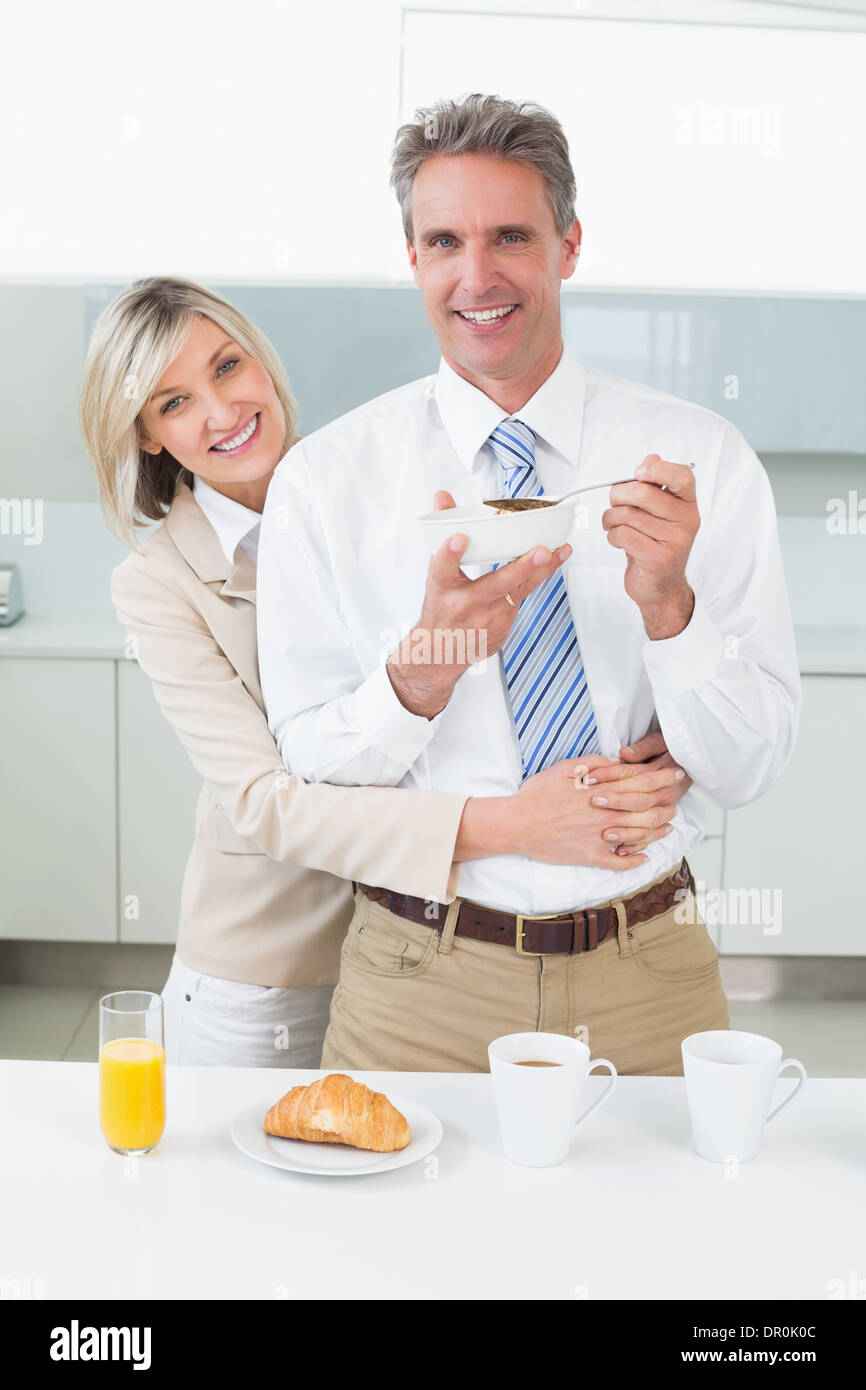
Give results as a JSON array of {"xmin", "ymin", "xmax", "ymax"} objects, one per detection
[{"xmin": 231, "ymin": 1094, "xmax": 443, "ymax": 1177}]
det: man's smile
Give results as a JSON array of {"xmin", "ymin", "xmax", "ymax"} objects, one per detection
[{"xmin": 453, "ymin": 303, "xmax": 520, "ymax": 332}]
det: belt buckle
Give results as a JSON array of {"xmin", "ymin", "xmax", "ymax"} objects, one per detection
[{"xmin": 515, "ymin": 910, "xmax": 560, "ymax": 956}]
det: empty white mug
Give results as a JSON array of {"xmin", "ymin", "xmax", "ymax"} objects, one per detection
[
  {"xmin": 488, "ymin": 1031, "xmax": 617, "ymax": 1167},
  {"xmin": 682, "ymin": 1030, "xmax": 807, "ymax": 1164}
]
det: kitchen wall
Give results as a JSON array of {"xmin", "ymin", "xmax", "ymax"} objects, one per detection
[{"xmin": 1, "ymin": 283, "xmax": 863, "ymax": 628}]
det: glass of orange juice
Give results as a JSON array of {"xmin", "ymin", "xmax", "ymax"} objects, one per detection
[{"xmin": 99, "ymin": 991, "xmax": 166, "ymax": 1155}]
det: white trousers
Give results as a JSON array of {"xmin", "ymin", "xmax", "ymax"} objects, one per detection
[{"xmin": 161, "ymin": 953, "xmax": 333, "ymax": 1068}]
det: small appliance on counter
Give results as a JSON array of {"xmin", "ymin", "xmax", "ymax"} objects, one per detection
[{"xmin": 0, "ymin": 564, "xmax": 25, "ymax": 626}]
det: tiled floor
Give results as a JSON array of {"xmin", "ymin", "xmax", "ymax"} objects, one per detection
[
  {"xmin": 0, "ymin": 984, "xmax": 105, "ymax": 1061},
  {"xmin": 0, "ymin": 982, "xmax": 863, "ymax": 1074},
  {"xmin": 0, "ymin": 977, "xmax": 168, "ymax": 1064},
  {"xmin": 726, "ymin": 1001, "xmax": 866, "ymax": 1078}
]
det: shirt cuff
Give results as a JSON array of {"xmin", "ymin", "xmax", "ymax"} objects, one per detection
[
  {"xmin": 641, "ymin": 592, "xmax": 726, "ymax": 696},
  {"xmin": 352, "ymin": 660, "xmax": 444, "ymax": 766}
]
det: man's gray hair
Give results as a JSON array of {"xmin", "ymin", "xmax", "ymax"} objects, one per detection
[{"xmin": 390, "ymin": 93, "xmax": 577, "ymax": 245}]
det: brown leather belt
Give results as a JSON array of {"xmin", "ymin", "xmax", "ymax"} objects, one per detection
[{"xmin": 356, "ymin": 859, "xmax": 694, "ymax": 957}]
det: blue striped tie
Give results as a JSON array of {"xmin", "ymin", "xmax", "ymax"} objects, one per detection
[{"xmin": 490, "ymin": 418, "xmax": 601, "ymax": 779}]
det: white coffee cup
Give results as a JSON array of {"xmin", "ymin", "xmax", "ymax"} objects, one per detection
[
  {"xmin": 682, "ymin": 1030, "xmax": 807, "ymax": 1164},
  {"xmin": 488, "ymin": 1031, "xmax": 617, "ymax": 1167}
]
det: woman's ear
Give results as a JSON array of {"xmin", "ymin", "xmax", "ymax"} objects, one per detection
[{"xmin": 138, "ymin": 429, "xmax": 161, "ymax": 455}]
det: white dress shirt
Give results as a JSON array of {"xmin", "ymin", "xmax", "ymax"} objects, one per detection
[
  {"xmin": 193, "ymin": 474, "xmax": 261, "ymax": 568},
  {"xmin": 256, "ymin": 339, "xmax": 800, "ymax": 915}
]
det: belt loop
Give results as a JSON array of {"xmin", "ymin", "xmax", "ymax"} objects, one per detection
[
  {"xmin": 437, "ymin": 898, "xmax": 462, "ymax": 955},
  {"xmin": 585, "ymin": 908, "xmax": 599, "ymax": 953},
  {"xmin": 614, "ymin": 897, "xmax": 632, "ymax": 959}
]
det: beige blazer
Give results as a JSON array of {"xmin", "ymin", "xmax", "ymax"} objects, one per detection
[{"xmin": 111, "ymin": 480, "xmax": 466, "ymax": 988}]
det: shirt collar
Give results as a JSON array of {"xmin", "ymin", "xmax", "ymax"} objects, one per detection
[
  {"xmin": 432, "ymin": 337, "xmax": 587, "ymax": 474},
  {"xmin": 192, "ymin": 474, "xmax": 262, "ymax": 567}
]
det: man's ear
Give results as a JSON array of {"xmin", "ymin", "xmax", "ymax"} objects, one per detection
[
  {"xmin": 407, "ymin": 236, "xmax": 422, "ymax": 288},
  {"xmin": 560, "ymin": 217, "xmax": 582, "ymax": 282}
]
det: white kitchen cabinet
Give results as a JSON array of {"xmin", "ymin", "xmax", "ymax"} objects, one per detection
[
  {"xmin": 0, "ymin": 658, "xmax": 116, "ymax": 940},
  {"xmin": 689, "ymin": 790, "xmax": 725, "ymax": 839},
  {"xmin": 683, "ymin": 837, "xmax": 724, "ymax": 950},
  {"xmin": 722, "ymin": 676, "xmax": 865, "ymax": 956},
  {"xmin": 116, "ymin": 659, "xmax": 201, "ymax": 945},
  {"xmin": 1, "ymin": 648, "xmax": 860, "ymax": 958}
]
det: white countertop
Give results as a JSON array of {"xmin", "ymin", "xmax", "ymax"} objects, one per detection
[
  {"xmin": 0, "ymin": 611, "xmax": 127, "ymax": 659},
  {"xmin": 794, "ymin": 625, "xmax": 866, "ymax": 675},
  {"xmin": 2, "ymin": 1060, "xmax": 862, "ymax": 1300}
]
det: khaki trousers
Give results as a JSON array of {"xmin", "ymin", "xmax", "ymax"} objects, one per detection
[{"xmin": 321, "ymin": 859, "xmax": 730, "ymax": 1075}]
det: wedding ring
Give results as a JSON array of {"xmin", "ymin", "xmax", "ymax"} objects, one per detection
[{"xmin": 504, "ymin": 592, "xmax": 516, "ymax": 607}]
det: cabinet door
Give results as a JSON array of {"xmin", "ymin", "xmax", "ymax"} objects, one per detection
[
  {"xmin": 117, "ymin": 659, "xmax": 201, "ymax": 945},
  {"xmin": 684, "ymin": 837, "xmax": 724, "ymax": 950},
  {"xmin": 0, "ymin": 658, "xmax": 116, "ymax": 940},
  {"xmin": 689, "ymin": 790, "xmax": 725, "ymax": 839},
  {"xmin": 723, "ymin": 676, "xmax": 864, "ymax": 956}
]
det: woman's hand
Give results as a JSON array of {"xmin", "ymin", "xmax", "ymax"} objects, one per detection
[
  {"xmin": 578, "ymin": 731, "xmax": 693, "ymax": 857},
  {"xmin": 453, "ymin": 735, "xmax": 689, "ymax": 869},
  {"xmin": 511, "ymin": 754, "xmax": 679, "ymax": 870}
]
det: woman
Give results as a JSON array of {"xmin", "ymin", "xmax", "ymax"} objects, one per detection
[{"xmin": 79, "ymin": 276, "xmax": 686, "ymax": 1068}]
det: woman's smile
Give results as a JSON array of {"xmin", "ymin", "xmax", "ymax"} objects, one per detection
[{"xmin": 209, "ymin": 410, "xmax": 263, "ymax": 457}]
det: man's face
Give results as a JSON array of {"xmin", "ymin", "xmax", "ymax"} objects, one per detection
[{"xmin": 407, "ymin": 152, "xmax": 580, "ymax": 385}]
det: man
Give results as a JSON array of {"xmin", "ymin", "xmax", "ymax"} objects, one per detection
[{"xmin": 256, "ymin": 94, "xmax": 800, "ymax": 1074}]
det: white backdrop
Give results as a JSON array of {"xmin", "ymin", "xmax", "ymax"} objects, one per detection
[
  {"xmin": 400, "ymin": 10, "xmax": 866, "ymax": 292},
  {"xmin": 2, "ymin": 0, "xmax": 864, "ymax": 290}
]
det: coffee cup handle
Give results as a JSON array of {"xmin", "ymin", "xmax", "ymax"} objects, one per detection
[
  {"xmin": 766, "ymin": 1058, "xmax": 807, "ymax": 1123},
  {"xmin": 573, "ymin": 1058, "xmax": 617, "ymax": 1134}
]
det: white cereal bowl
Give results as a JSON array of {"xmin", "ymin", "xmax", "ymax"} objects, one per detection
[{"xmin": 417, "ymin": 499, "xmax": 581, "ymax": 564}]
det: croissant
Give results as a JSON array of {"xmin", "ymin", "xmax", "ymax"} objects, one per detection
[{"xmin": 264, "ymin": 1073, "xmax": 411, "ymax": 1152}]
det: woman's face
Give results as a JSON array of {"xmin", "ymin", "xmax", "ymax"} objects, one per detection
[{"xmin": 138, "ymin": 315, "xmax": 285, "ymax": 488}]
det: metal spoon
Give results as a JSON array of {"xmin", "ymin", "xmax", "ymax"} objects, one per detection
[{"xmin": 483, "ymin": 461, "xmax": 695, "ymax": 512}]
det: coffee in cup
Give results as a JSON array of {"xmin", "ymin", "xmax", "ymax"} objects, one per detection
[{"xmin": 488, "ymin": 1031, "xmax": 617, "ymax": 1166}]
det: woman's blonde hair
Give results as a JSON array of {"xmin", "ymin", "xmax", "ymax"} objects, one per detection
[{"xmin": 79, "ymin": 276, "xmax": 298, "ymax": 546}]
